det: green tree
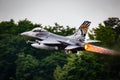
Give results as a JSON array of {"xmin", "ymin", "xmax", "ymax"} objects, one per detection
[
  {"xmin": 0, "ymin": 19, "xmax": 19, "ymax": 80},
  {"xmin": 0, "ymin": 19, "xmax": 17, "ymax": 34},
  {"xmin": 0, "ymin": 19, "xmax": 76, "ymax": 80},
  {"xmin": 89, "ymin": 17, "xmax": 120, "ymax": 80},
  {"xmin": 89, "ymin": 17, "xmax": 120, "ymax": 49},
  {"xmin": 38, "ymin": 52, "xmax": 67, "ymax": 80},
  {"xmin": 16, "ymin": 53, "xmax": 39, "ymax": 80},
  {"xmin": 54, "ymin": 52, "xmax": 105, "ymax": 80}
]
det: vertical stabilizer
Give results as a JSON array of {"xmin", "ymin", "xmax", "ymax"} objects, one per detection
[
  {"xmin": 67, "ymin": 21, "xmax": 91, "ymax": 41},
  {"xmin": 79, "ymin": 21, "xmax": 91, "ymax": 37}
]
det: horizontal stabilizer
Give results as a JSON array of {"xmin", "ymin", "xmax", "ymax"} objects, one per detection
[{"xmin": 85, "ymin": 39, "xmax": 101, "ymax": 43}]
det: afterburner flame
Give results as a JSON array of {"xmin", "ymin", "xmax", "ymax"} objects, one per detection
[{"xmin": 85, "ymin": 44, "xmax": 119, "ymax": 55}]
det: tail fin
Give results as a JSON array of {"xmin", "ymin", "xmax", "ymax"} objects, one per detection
[
  {"xmin": 67, "ymin": 21, "xmax": 91, "ymax": 41},
  {"xmin": 79, "ymin": 21, "xmax": 91, "ymax": 37}
]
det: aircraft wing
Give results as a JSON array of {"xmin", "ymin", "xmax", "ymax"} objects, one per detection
[
  {"xmin": 65, "ymin": 45, "xmax": 80, "ymax": 50},
  {"xmin": 40, "ymin": 38, "xmax": 61, "ymax": 44}
]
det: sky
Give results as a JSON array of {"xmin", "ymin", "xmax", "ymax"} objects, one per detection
[{"xmin": 0, "ymin": 0, "xmax": 120, "ymax": 29}]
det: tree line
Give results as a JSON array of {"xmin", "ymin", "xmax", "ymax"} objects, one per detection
[{"xmin": 0, "ymin": 18, "xmax": 120, "ymax": 80}]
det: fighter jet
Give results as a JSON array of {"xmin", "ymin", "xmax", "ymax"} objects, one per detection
[{"xmin": 20, "ymin": 21, "xmax": 100, "ymax": 53}]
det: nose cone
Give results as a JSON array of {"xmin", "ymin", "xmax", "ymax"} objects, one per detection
[
  {"xmin": 20, "ymin": 31, "xmax": 36, "ymax": 38},
  {"xmin": 20, "ymin": 32, "xmax": 29, "ymax": 36}
]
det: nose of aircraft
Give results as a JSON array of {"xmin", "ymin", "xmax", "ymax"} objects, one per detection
[
  {"xmin": 20, "ymin": 31, "xmax": 33, "ymax": 37},
  {"xmin": 20, "ymin": 32, "xmax": 28, "ymax": 36}
]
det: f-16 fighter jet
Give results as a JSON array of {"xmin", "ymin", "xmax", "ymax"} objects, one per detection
[{"xmin": 21, "ymin": 21, "xmax": 118, "ymax": 55}]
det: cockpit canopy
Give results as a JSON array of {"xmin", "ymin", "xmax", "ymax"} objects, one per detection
[{"xmin": 32, "ymin": 27, "xmax": 46, "ymax": 32}]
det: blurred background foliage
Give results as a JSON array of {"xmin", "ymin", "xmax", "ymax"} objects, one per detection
[{"xmin": 0, "ymin": 17, "xmax": 120, "ymax": 80}]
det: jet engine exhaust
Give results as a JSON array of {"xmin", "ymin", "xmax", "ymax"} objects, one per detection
[{"xmin": 85, "ymin": 44, "xmax": 119, "ymax": 55}]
